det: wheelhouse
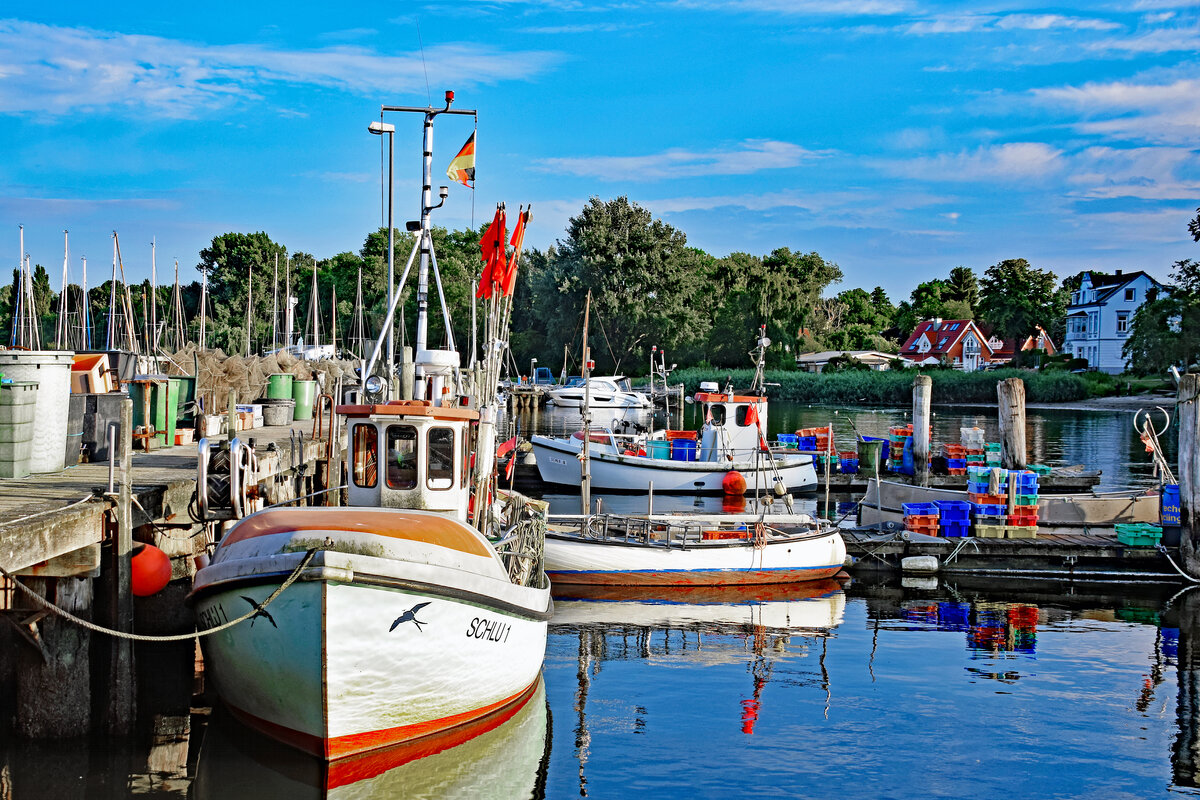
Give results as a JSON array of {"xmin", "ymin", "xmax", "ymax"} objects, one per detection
[
  {"xmin": 694, "ymin": 391, "xmax": 768, "ymax": 461},
  {"xmin": 340, "ymin": 400, "xmax": 479, "ymax": 520}
]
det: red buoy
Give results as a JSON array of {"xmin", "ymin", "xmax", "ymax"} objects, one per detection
[
  {"xmin": 722, "ymin": 470, "xmax": 746, "ymax": 496},
  {"xmin": 722, "ymin": 495, "xmax": 747, "ymax": 513},
  {"xmin": 131, "ymin": 543, "xmax": 172, "ymax": 597}
]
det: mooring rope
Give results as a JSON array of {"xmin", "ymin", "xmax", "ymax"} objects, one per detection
[
  {"xmin": 0, "ymin": 548, "xmax": 317, "ymax": 642},
  {"xmin": 1156, "ymin": 545, "xmax": 1200, "ymax": 584}
]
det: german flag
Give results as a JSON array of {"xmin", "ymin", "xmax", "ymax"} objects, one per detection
[{"xmin": 446, "ymin": 132, "xmax": 475, "ymax": 188}]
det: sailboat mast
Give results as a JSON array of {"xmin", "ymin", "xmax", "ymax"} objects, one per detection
[
  {"xmin": 272, "ymin": 253, "xmax": 279, "ymax": 351},
  {"xmin": 150, "ymin": 238, "xmax": 157, "ymax": 353},
  {"xmin": 56, "ymin": 230, "xmax": 68, "ymax": 349},
  {"xmin": 581, "ymin": 291, "xmax": 592, "ymax": 515},
  {"xmin": 81, "ymin": 256, "xmax": 89, "ymax": 350},
  {"xmin": 199, "ymin": 268, "xmax": 207, "ymax": 351},
  {"xmin": 245, "ymin": 262, "xmax": 253, "ymax": 357},
  {"xmin": 331, "ymin": 282, "xmax": 337, "ymax": 354},
  {"xmin": 107, "ymin": 233, "xmax": 117, "ymax": 350}
]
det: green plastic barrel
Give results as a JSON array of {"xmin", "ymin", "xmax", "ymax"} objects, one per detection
[
  {"xmin": 175, "ymin": 375, "xmax": 197, "ymax": 422},
  {"xmin": 292, "ymin": 379, "xmax": 317, "ymax": 421},
  {"xmin": 131, "ymin": 377, "xmax": 180, "ymax": 448},
  {"xmin": 267, "ymin": 373, "xmax": 295, "ymax": 400}
]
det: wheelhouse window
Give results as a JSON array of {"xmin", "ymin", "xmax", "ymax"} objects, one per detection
[
  {"xmin": 735, "ymin": 405, "xmax": 752, "ymax": 427},
  {"xmin": 386, "ymin": 425, "xmax": 419, "ymax": 490},
  {"xmin": 351, "ymin": 423, "xmax": 378, "ymax": 488},
  {"xmin": 427, "ymin": 427, "xmax": 455, "ymax": 490},
  {"xmin": 708, "ymin": 404, "xmax": 727, "ymax": 425}
]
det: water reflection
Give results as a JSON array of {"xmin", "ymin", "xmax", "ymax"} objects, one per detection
[{"xmin": 192, "ymin": 678, "xmax": 550, "ymax": 800}]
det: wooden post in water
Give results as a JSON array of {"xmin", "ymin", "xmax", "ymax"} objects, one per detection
[
  {"xmin": 912, "ymin": 375, "xmax": 932, "ymax": 487},
  {"xmin": 997, "ymin": 377, "xmax": 1027, "ymax": 470},
  {"xmin": 107, "ymin": 397, "xmax": 135, "ymax": 734},
  {"xmin": 1179, "ymin": 374, "xmax": 1200, "ymax": 576}
]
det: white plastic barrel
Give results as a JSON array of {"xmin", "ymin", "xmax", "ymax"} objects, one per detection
[{"xmin": 0, "ymin": 351, "xmax": 74, "ymax": 473}]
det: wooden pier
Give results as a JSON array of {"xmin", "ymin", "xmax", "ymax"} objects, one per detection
[
  {"xmin": 842, "ymin": 528, "xmax": 1183, "ymax": 582},
  {"xmin": 0, "ymin": 414, "xmax": 336, "ymax": 739}
]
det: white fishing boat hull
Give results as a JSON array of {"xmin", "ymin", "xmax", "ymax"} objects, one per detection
[
  {"xmin": 191, "ymin": 508, "xmax": 552, "ymax": 760},
  {"xmin": 531, "ymin": 434, "xmax": 817, "ymax": 493},
  {"xmin": 543, "ymin": 519, "xmax": 846, "ymax": 585}
]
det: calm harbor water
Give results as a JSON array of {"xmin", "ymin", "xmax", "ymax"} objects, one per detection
[{"xmin": 0, "ymin": 401, "xmax": 1187, "ymax": 798}]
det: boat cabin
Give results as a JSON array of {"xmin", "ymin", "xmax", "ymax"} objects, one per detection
[
  {"xmin": 693, "ymin": 391, "xmax": 768, "ymax": 461},
  {"xmin": 339, "ymin": 400, "xmax": 478, "ymax": 521}
]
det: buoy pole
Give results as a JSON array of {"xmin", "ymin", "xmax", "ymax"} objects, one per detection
[
  {"xmin": 1180, "ymin": 374, "xmax": 1200, "ymax": 576},
  {"xmin": 913, "ymin": 375, "xmax": 932, "ymax": 487}
]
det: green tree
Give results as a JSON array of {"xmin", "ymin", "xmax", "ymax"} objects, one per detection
[
  {"xmin": 978, "ymin": 258, "xmax": 1066, "ymax": 341},
  {"xmin": 1123, "ymin": 259, "xmax": 1200, "ymax": 374},
  {"xmin": 550, "ymin": 197, "xmax": 710, "ymax": 373},
  {"xmin": 945, "ymin": 266, "xmax": 979, "ymax": 314},
  {"xmin": 197, "ymin": 232, "xmax": 289, "ymax": 353}
]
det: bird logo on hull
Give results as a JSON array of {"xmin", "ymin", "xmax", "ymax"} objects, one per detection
[{"xmin": 390, "ymin": 601, "xmax": 432, "ymax": 632}]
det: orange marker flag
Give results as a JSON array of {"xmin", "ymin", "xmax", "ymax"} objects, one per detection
[
  {"xmin": 476, "ymin": 205, "xmax": 506, "ymax": 299},
  {"xmin": 502, "ymin": 207, "xmax": 531, "ymax": 297}
]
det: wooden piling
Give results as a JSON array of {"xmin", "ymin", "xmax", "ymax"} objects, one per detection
[
  {"xmin": 912, "ymin": 375, "xmax": 932, "ymax": 487},
  {"xmin": 1179, "ymin": 374, "xmax": 1200, "ymax": 577},
  {"xmin": 107, "ymin": 397, "xmax": 135, "ymax": 734},
  {"xmin": 997, "ymin": 377, "xmax": 1027, "ymax": 470}
]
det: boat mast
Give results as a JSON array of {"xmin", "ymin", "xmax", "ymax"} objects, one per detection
[
  {"xmin": 581, "ymin": 291, "xmax": 592, "ymax": 515},
  {"xmin": 331, "ymin": 282, "xmax": 337, "ymax": 355},
  {"xmin": 150, "ymin": 238, "xmax": 157, "ymax": 353},
  {"xmin": 80, "ymin": 256, "xmax": 90, "ymax": 350},
  {"xmin": 245, "ymin": 260, "xmax": 253, "ymax": 357},
  {"xmin": 56, "ymin": 230, "xmax": 68, "ymax": 350},
  {"xmin": 107, "ymin": 233, "xmax": 117, "ymax": 350},
  {"xmin": 272, "ymin": 253, "xmax": 279, "ymax": 352},
  {"xmin": 199, "ymin": 267, "xmax": 207, "ymax": 351}
]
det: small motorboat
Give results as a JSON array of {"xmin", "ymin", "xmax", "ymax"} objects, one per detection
[
  {"xmin": 546, "ymin": 375, "xmax": 653, "ymax": 409},
  {"xmin": 543, "ymin": 511, "xmax": 847, "ymax": 586}
]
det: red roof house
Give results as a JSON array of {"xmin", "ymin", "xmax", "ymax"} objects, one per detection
[
  {"xmin": 899, "ymin": 319, "xmax": 994, "ymax": 372},
  {"xmin": 985, "ymin": 324, "xmax": 1057, "ymax": 364}
]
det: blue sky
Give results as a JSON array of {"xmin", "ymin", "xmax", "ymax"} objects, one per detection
[{"xmin": 3, "ymin": 1, "xmax": 1199, "ymax": 300}]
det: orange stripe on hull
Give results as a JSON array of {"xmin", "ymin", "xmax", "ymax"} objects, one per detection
[
  {"xmin": 546, "ymin": 566, "xmax": 845, "ymax": 586},
  {"xmin": 226, "ymin": 678, "xmax": 541, "ymax": 763}
]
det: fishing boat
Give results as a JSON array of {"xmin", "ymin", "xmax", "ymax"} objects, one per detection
[
  {"xmin": 543, "ymin": 511, "xmax": 846, "ymax": 585},
  {"xmin": 857, "ymin": 477, "xmax": 1161, "ymax": 534},
  {"xmin": 530, "ymin": 328, "xmax": 817, "ymax": 493},
  {"xmin": 190, "ymin": 93, "xmax": 552, "ymax": 761},
  {"xmin": 546, "ymin": 375, "xmax": 652, "ymax": 409}
]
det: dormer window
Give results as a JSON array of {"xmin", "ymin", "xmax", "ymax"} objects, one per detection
[{"xmin": 917, "ymin": 335, "xmax": 931, "ymax": 353}]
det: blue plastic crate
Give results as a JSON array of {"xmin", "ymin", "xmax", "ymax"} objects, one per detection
[
  {"xmin": 941, "ymin": 521, "xmax": 970, "ymax": 538},
  {"xmin": 777, "ymin": 433, "xmax": 799, "ymax": 448},
  {"xmin": 1009, "ymin": 471, "xmax": 1039, "ymax": 492},
  {"xmin": 973, "ymin": 503, "xmax": 1007, "ymax": 517},
  {"xmin": 797, "ymin": 436, "xmax": 817, "ymax": 450},
  {"xmin": 839, "ymin": 458, "xmax": 859, "ymax": 474},
  {"xmin": 901, "ymin": 502, "xmax": 939, "ymax": 517},
  {"xmin": 947, "ymin": 458, "xmax": 967, "ymax": 469},
  {"xmin": 967, "ymin": 480, "xmax": 993, "ymax": 494},
  {"xmin": 934, "ymin": 500, "xmax": 972, "ymax": 522}
]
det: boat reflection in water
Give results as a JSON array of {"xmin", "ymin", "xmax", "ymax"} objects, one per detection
[
  {"xmin": 193, "ymin": 677, "xmax": 550, "ymax": 800},
  {"xmin": 553, "ymin": 577, "xmax": 846, "ymax": 777}
]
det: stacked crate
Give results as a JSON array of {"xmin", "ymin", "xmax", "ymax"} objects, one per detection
[
  {"xmin": 901, "ymin": 502, "xmax": 939, "ymax": 536},
  {"xmin": 1116, "ymin": 523, "xmax": 1163, "ymax": 547},
  {"xmin": 797, "ymin": 426, "xmax": 835, "ymax": 470},
  {"xmin": 968, "ymin": 466, "xmax": 1008, "ymax": 538},
  {"xmin": 961, "ymin": 426, "xmax": 985, "ymax": 467},
  {"xmin": 984, "ymin": 442, "xmax": 1002, "ymax": 468},
  {"xmin": 1027, "ymin": 464, "xmax": 1052, "ymax": 477},
  {"xmin": 941, "ymin": 443, "xmax": 967, "ymax": 475},
  {"xmin": 839, "ymin": 450, "xmax": 859, "ymax": 474},
  {"xmin": 933, "ymin": 500, "xmax": 971, "ymax": 538},
  {"xmin": 889, "ymin": 425, "xmax": 912, "ymax": 469},
  {"xmin": 1006, "ymin": 470, "xmax": 1039, "ymax": 539}
]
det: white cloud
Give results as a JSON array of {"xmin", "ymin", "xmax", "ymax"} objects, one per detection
[
  {"xmin": 1086, "ymin": 27, "xmax": 1200, "ymax": 55},
  {"xmin": 0, "ymin": 19, "xmax": 564, "ymax": 118},
  {"xmin": 904, "ymin": 12, "xmax": 1120, "ymax": 36},
  {"xmin": 876, "ymin": 143, "xmax": 1064, "ymax": 182},
  {"xmin": 675, "ymin": 0, "xmax": 912, "ymax": 15},
  {"xmin": 535, "ymin": 140, "xmax": 829, "ymax": 180},
  {"xmin": 1032, "ymin": 75, "xmax": 1200, "ymax": 144},
  {"xmin": 1065, "ymin": 146, "xmax": 1200, "ymax": 201}
]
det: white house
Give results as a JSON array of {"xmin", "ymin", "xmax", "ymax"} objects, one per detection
[{"xmin": 1062, "ymin": 270, "xmax": 1166, "ymax": 374}]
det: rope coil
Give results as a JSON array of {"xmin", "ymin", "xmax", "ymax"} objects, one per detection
[{"xmin": 0, "ymin": 548, "xmax": 317, "ymax": 642}]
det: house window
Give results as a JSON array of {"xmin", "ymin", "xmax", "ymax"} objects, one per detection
[
  {"xmin": 1088, "ymin": 312, "xmax": 1099, "ymax": 336},
  {"xmin": 950, "ymin": 323, "xmax": 960, "ymax": 331},
  {"xmin": 1125, "ymin": 288, "xmax": 1135, "ymax": 302},
  {"xmin": 386, "ymin": 425, "xmax": 419, "ymax": 490},
  {"xmin": 938, "ymin": 338, "xmax": 948, "ymax": 347},
  {"xmin": 1117, "ymin": 312, "xmax": 1129, "ymax": 334}
]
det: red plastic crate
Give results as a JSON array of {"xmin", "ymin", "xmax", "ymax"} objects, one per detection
[{"xmin": 947, "ymin": 468, "xmax": 966, "ymax": 475}]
